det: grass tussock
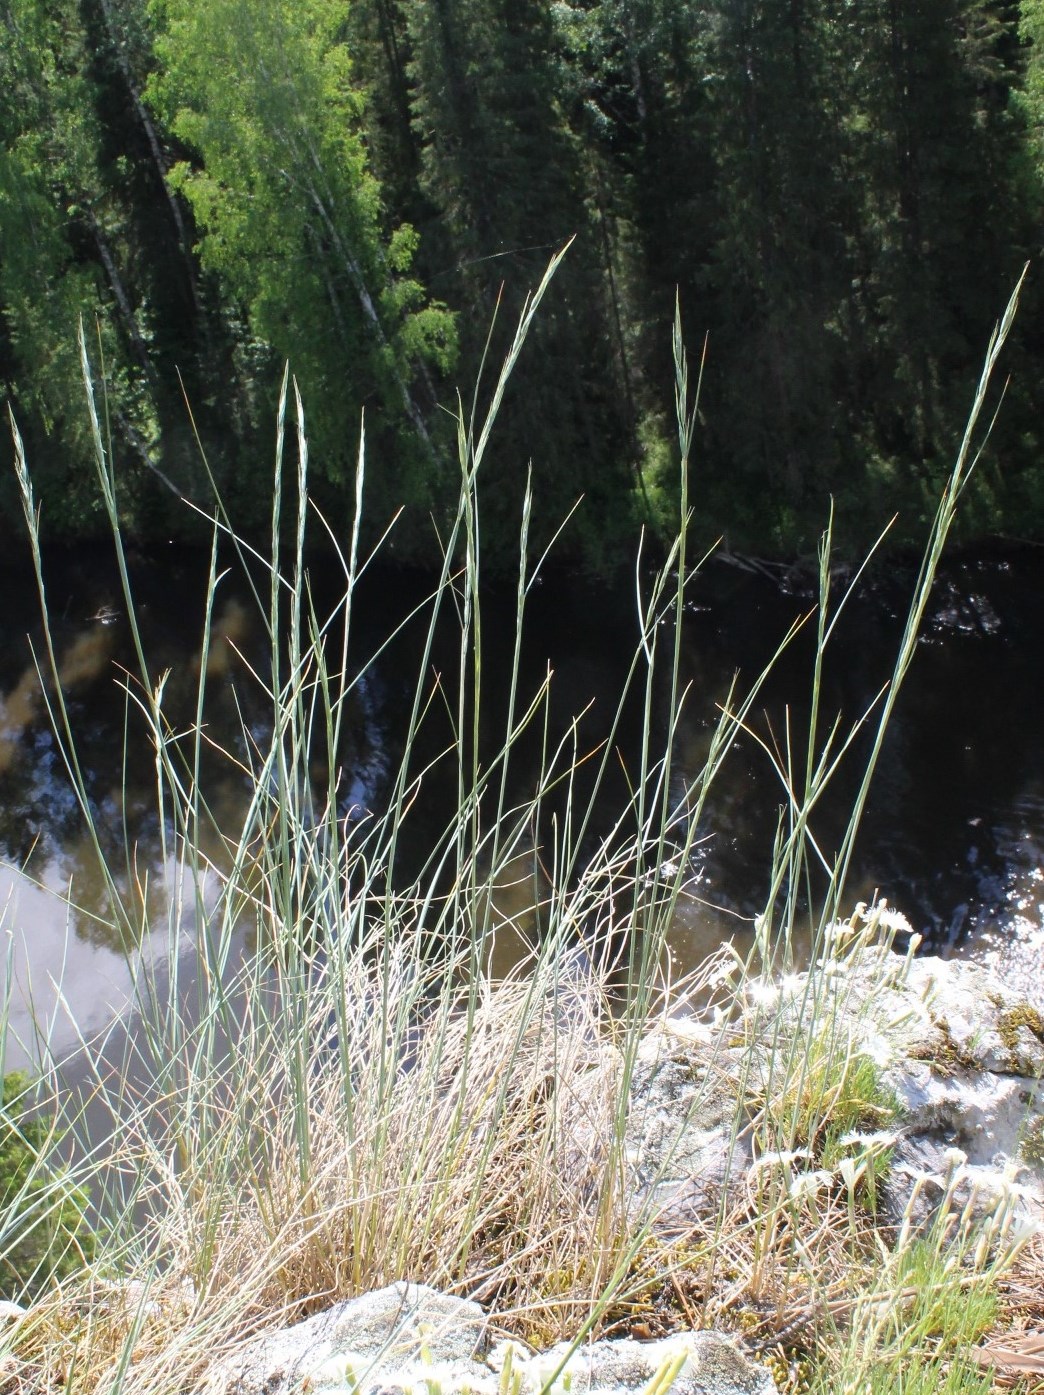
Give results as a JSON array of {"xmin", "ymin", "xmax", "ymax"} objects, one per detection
[{"xmin": 0, "ymin": 263, "xmax": 1037, "ymax": 1395}]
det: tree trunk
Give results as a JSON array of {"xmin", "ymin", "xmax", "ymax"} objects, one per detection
[
  {"xmin": 84, "ymin": 209, "xmax": 152, "ymax": 377},
  {"xmin": 94, "ymin": 0, "xmax": 202, "ymax": 316}
]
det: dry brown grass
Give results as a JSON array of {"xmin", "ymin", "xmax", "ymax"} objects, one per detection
[{"xmin": 1, "ymin": 911, "xmax": 1035, "ymax": 1395}]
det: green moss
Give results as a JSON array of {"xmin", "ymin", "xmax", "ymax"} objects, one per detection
[
  {"xmin": 764, "ymin": 1348, "xmax": 814, "ymax": 1395},
  {"xmin": 997, "ymin": 1003, "xmax": 1044, "ymax": 1051},
  {"xmin": 908, "ymin": 1016, "xmax": 980, "ymax": 1075}
]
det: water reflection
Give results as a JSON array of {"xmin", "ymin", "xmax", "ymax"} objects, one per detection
[
  {"xmin": 0, "ymin": 544, "xmax": 1042, "ymax": 1071},
  {"xmin": 0, "ymin": 845, "xmax": 222, "ymax": 1071}
]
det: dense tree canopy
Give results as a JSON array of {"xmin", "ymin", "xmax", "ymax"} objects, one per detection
[{"xmin": 0, "ymin": 0, "xmax": 1042, "ymax": 564}]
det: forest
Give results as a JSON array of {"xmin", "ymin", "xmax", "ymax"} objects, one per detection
[{"xmin": 3, "ymin": 0, "xmax": 1044, "ymax": 569}]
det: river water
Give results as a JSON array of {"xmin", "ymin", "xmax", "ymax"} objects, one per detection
[{"xmin": 1, "ymin": 541, "xmax": 1042, "ymax": 1073}]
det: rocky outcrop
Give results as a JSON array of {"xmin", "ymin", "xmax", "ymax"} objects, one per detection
[
  {"xmin": 209, "ymin": 1283, "xmax": 777, "ymax": 1395},
  {"xmin": 624, "ymin": 946, "xmax": 1044, "ymax": 1235},
  {"xmin": 204, "ymin": 943, "xmax": 1044, "ymax": 1395},
  {"xmin": 860, "ymin": 952, "xmax": 1044, "ymax": 1223}
]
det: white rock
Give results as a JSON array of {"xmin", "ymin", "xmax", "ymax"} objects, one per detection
[
  {"xmin": 206, "ymin": 1284, "xmax": 776, "ymax": 1395},
  {"xmin": 624, "ymin": 1026, "xmax": 751, "ymax": 1233},
  {"xmin": 528, "ymin": 1332, "xmax": 775, "ymax": 1395},
  {"xmin": 207, "ymin": 1283, "xmax": 490, "ymax": 1395},
  {"xmin": 623, "ymin": 949, "xmax": 1044, "ymax": 1236}
]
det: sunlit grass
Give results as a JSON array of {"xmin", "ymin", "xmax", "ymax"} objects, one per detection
[{"xmin": 0, "ymin": 263, "xmax": 1032, "ymax": 1395}]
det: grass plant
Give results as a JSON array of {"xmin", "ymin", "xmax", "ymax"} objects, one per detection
[{"xmin": 0, "ymin": 262, "xmax": 1036, "ymax": 1395}]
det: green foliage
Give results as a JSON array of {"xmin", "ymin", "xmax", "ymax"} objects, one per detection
[
  {"xmin": 857, "ymin": 1241, "xmax": 998, "ymax": 1395},
  {"xmin": 146, "ymin": 0, "xmax": 457, "ymax": 514},
  {"xmin": 865, "ymin": 1362, "xmax": 994, "ymax": 1395},
  {"xmin": 0, "ymin": 0, "xmax": 158, "ymax": 527},
  {"xmin": 403, "ymin": 0, "xmax": 641, "ymax": 562},
  {"xmin": 750, "ymin": 1021, "xmax": 900, "ymax": 1225},
  {"xmin": 0, "ymin": 0, "xmax": 1042, "ymax": 561},
  {"xmin": 1020, "ymin": 0, "xmax": 1044, "ymax": 144},
  {"xmin": 804, "ymin": 1191, "xmax": 1007, "ymax": 1394},
  {"xmin": 0, "ymin": 1072, "xmax": 94, "ymax": 1299}
]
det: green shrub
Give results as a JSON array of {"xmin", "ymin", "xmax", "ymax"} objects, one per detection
[{"xmin": 0, "ymin": 1071, "xmax": 94, "ymax": 1298}]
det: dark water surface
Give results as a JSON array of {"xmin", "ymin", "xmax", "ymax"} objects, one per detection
[{"xmin": 1, "ymin": 542, "xmax": 1042, "ymax": 1070}]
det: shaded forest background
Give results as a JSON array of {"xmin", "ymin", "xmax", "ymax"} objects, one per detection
[{"xmin": 4, "ymin": 0, "xmax": 1044, "ymax": 569}]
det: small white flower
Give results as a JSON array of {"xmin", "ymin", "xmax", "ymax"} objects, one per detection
[
  {"xmin": 746, "ymin": 979, "xmax": 780, "ymax": 1008},
  {"xmin": 871, "ymin": 901, "xmax": 915, "ymax": 936},
  {"xmin": 964, "ymin": 1164, "xmax": 1036, "ymax": 1202},
  {"xmin": 1008, "ymin": 1217, "xmax": 1042, "ymax": 1247},
  {"xmin": 837, "ymin": 1129, "xmax": 899, "ymax": 1152},
  {"xmin": 942, "ymin": 1166, "xmax": 971, "ymax": 1194},
  {"xmin": 837, "ymin": 1157, "xmax": 865, "ymax": 1190},
  {"xmin": 995, "ymin": 1174, "xmax": 1037, "ymax": 1202},
  {"xmin": 892, "ymin": 1161, "xmax": 945, "ymax": 1187},
  {"xmin": 488, "ymin": 1340, "xmax": 532, "ymax": 1373},
  {"xmin": 789, "ymin": 1168, "xmax": 835, "ymax": 1201},
  {"xmin": 942, "ymin": 1146, "xmax": 968, "ymax": 1171},
  {"xmin": 749, "ymin": 1148, "xmax": 813, "ymax": 1174}
]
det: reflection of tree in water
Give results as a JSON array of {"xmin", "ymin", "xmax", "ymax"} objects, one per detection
[
  {"xmin": 0, "ymin": 624, "xmax": 118, "ymax": 864},
  {"xmin": 667, "ymin": 554, "xmax": 1044, "ymax": 963},
  {"xmin": 0, "ymin": 604, "xmax": 251, "ymax": 948},
  {"xmin": 3, "ymin": 546, "xmax": 1041, "ymax": 967},
  {"xmin": 0, "ymin": 586, "xmax": 394, "ymax": 954},
  {"xmin": 0, "ymin": 626, "xmax": 116, "ymax": 776}
]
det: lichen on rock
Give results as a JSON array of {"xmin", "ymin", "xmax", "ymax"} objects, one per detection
[{"xmin": 622, "ymin": 947, "xmax": 1044, "ymax": 1238}]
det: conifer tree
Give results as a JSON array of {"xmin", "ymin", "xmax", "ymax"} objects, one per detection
[
  {"xmin": 691, "ymin": 0, "xmax": 856, "ymax": 539},
  {"xmin": 404, "ymin": 0, "xmax": 640, "ymax": 560},
  {"xmin": 842, "ymin": 0, "xmax": 1028, "ymax": 477}
]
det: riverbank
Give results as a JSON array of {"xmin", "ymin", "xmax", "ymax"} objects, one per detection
[{"xmin": 4, "ymin": 914, "xmax": 1044, "ymax": 1395}]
